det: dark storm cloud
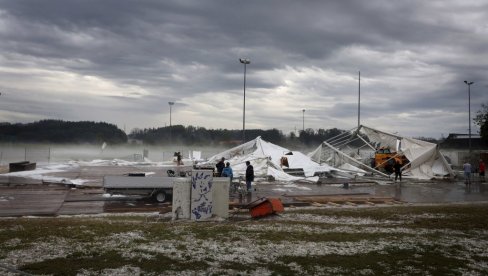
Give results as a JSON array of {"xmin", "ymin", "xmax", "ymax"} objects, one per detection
[{"xmin": 0, "ymin": 0, "xmax": 487, "ymax": 137}]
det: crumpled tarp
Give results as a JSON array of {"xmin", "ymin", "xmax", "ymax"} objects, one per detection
[{"xmin": 200, "ymin": 136, "xmax": 337, "ymax": 182}]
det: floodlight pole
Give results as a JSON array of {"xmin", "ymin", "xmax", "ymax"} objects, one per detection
[
  {"xmin": 168, "ymin": 101, "xmax": 174, "ymax": 144},
  {"xmin": 464, "ymin": 81, "xmax": 474, "ymax": 154},
  {"xmin": 358, "ymin": 71, "xmax": 361, "ymax": 129},
  {"xmin": 357, "ymin": 71, "xmax": 361, "ymax": 154},
  {"xmin": 302, "ymin": 109, "xmax": 305, "ymax": 132},
  {"xmin": 239, "ymin": 58, "xmax": 250, "ymax": 143}
]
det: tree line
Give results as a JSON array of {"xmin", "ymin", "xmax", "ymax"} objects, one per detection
[
  {"xmin": 0, "ymin": 120, "xmax": 353, "ymax": 146},
  {"xmin": 475, "ymin": 103, "xmax": 488, "ymax": 144},
  {"xmin": 128, "ymin": 125, "xmax": 356, "ymax": 147},
  {"xmin": 0, "ymin": 120, "xmax": 127, "ymax": 144},
  {"xmin": 3, "ymin": 115, "xmax": 487, "ymax": 146}
]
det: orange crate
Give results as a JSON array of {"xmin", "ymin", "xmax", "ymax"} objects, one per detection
[{"xmin": 249, "ymin": 198, "xmax": 284, "ymax": 218}]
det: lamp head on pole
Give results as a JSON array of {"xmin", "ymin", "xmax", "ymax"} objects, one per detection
[
  {"xmin": 464, "ymin": 80, "xmax": 474, "ymax": 85},
  {"xmin": 168, "ymin": 101, "xmax": 174, "ymax": 106},
  {"xmin": 239, "ymin": 58, "xmax": 250, "ymax": 64}
]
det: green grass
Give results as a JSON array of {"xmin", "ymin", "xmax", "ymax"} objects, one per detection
[
  {"xmin": 20, "ymin": 251, "xmax": 209, "ymax": 275},
  {"xmin": 1, "ymin": 203, "xmax": 487, "ymax": 275},
  {"xmin": 287, "ymin": 204, "xmax": 488, "ymax": 230},
  {"xmin": 274, "ymin": 248, "xmax": 467, "ymax": 275}
]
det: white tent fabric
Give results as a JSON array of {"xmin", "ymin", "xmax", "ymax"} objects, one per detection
[
  {"xmin": 338, "ymin": 163, "xmax": 367, "ymax": 176},
  {"xmin": 201, "ymin": 136, "xmax": 336, "ymax": 182},
  {"xmin": 361, "ymin": 126, "xmax": 454, "ymax": 179},
  {"xmin": 309, "ymin": 125, "xmax": 455, "ymax": 180}
]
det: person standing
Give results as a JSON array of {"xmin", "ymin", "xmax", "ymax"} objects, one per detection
[
  {"xmin": 176, "ymin": 152, "xmax": 183, "ymax": 165},
  {"xmin": 479, "ymin": 159, "xmax": 485, "ymax": 182},
  {"xmin": 245, "ymin": 161, "xmax": 254, "ymax": 192},
  {"xmin": 215, "ymin": 157, "xmax": 225, "ymax": 177},
  {"xmin": 221, "ymin": 162, "xmax": 233, "ymax": 181},
  {"xmin": 393, "ymin": 160, "xmax": 402, "ymax": 182},
  {"xmin": 173, "ymin": 152, "xmax": 184, "ymax": 176},
  {"xmin": 463, "ymin": 160, "xmax": 472, "ymax": 185}
]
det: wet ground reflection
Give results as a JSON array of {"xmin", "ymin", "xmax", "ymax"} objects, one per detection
[{"xmin": 255, "ymin": 179, "xmax": 488, "ymax": 204}]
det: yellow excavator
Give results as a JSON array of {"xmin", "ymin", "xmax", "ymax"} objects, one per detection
[{"xmin": 373, "ymin": 147, "xmax": 408, "ymax": 174}]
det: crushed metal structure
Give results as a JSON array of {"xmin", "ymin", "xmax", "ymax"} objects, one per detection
[{"xmin": 309, "ymin": 125, "xmax": 455, "ymax": 180}]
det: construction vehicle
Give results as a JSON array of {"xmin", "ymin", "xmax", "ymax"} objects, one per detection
[{"xmin": 373, "ymin": 147, "xmax": 408, "ymax": 174}]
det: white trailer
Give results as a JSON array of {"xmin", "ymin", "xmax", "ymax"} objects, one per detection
[
  {"xmin": 103, "ymin": 175, "xmax": 231, "ymax": 203},
  {"xmin": 103, "ymin": 175, "xmax": 183, "ymax": 202}
]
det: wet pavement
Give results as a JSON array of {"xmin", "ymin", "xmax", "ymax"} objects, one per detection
[
  {"xmin": 1, "ymin": 163, "xmax": 488, "ymax": 217},
  {"xmin": 248, "ymin": 179, "xmax": 488, "ymax": 205}
]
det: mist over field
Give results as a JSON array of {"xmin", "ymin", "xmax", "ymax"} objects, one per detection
[{"xmin": 0, "ymin": 143, "xmax": 234, "ymax": 165}]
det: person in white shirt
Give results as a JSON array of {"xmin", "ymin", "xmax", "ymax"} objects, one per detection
[{"xmin": 463, "ymin": 161, "xmax": 472, "ymax": 185}]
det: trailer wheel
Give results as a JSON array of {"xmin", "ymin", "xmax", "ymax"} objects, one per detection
[{"xmin": 154, "ymin": 191, "xmax": 167, "ymax": 203}]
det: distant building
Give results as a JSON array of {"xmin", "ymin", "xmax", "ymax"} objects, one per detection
[{"xmin": 440, "ymin": 133, "xmax": 487, "ymax": 149}]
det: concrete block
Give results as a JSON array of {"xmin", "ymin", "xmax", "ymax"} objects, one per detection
[
  {"xmin": 212, "ymin": 177, "xmax": 230, "ymax": 219},
  {"xmin": 191, "ymin": 170, "xmax": 213, "ymax": 221},
  {"xmin": 172, "ymin": 179, "xmax": 192, "ymax": 220}
]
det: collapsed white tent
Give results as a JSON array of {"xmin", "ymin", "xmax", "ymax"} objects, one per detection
[
  {"xmin": 200, "ymin": 136, "xmax": 337, "ymax": 182},
  {"xmin": 309, "ymin": 125, "xmax": 455, "ymax": 180}
]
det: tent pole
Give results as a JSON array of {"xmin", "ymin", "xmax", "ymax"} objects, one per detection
[
  {"xmin": 322, "ymin": 140, "xmax": 390, "ymax": 178},
  {"xmin": 356, "ymin": 134, "xmax": 376, "ymax": 151}
]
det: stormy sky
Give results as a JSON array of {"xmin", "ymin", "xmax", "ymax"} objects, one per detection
[{"xmin": 0, "ymin": 0, "xmax": 486, "ymax": 138}]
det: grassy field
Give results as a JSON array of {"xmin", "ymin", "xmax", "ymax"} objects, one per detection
[{"xmin": 1, "ymin": 203, "xmax": 488, "ymax": 275}]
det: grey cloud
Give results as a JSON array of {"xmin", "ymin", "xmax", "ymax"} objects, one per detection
[{"xmin": 0, "ymin": 0, "xmax": 487, "ymax": 138}]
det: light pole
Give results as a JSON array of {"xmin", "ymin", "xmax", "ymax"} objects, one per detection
[
  {"xmin": 464, "ymin": 81, "xmax": 474, "ymax": 154},
  {"xmin": 302, "ymin": 109, "xmax": 305, "ymax": 132},
  {"xmin": 358, "ymin": 71, "xmax": 361, "ymax": 129},
  {"xmin": 239, "ymin": 58, "xmax": 250, "ymax": 142},
  {"xmin": 168, "ymin": 101, "xmax": 174, "ymax": 144},
  {"xmin": 357, "ymin": 71, "xmax": 361, "ymax": 155}
]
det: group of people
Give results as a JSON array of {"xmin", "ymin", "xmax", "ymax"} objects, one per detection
[
  {"xmin": 463, "ymin": 159, "xmax": 485, "ymax": 185},
  {"xmin": 394, "ymin": 158, "xmax": 486, "ymax": 184},
  {"xmin": 215, "ymin": 157, "xmax": 254, "ymax": 192}
]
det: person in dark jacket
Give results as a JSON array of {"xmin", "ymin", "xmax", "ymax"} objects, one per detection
[
  {"xmin": 216, "ymin": 157, "xmax": 225, "ymax": 177},
  {"xmin": 479, "ymin": 159, "xmax": 485, "ymax": 182},
  {"xmin": 393, "ymin": 159, "xmax": 402, "ymax": 182},
  {"xmin": 245, "ymin": 161, "xmax": 254, "ymax": 192}
]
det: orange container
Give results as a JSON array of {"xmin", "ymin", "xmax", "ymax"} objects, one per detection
[{"xmin": 249, "ymin": 197, "xmax": 284, "ymax": 218}]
